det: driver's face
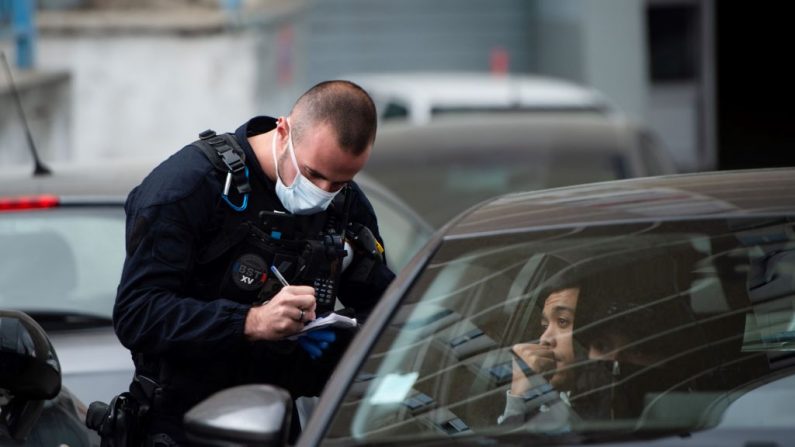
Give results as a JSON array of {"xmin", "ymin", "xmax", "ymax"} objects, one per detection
[{"xmin": 539, "ymin": 288, "xmax": 579, "ymax": 388}]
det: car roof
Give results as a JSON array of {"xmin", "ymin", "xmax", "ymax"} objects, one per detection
[
  {"xmin": 446, "ymin": 168, "xmax": 795, "ymax": 238},
  {"xmin": 0, "ymin": 158, "xmax": 418, "ymax": 213},
  {"xmin": 370, "ymin": 112, "xmax": 640, "ymax": 160},
  {"xmin": 345, "ymin": 71, "xmax": 618, "ymax": 114},
  {"xmin": 0, "ymin": 159, "xmax": 159, "ymax": 200}
]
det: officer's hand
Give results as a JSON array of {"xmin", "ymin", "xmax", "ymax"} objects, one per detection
[
  {"xmin": 510, "ymin": 343, "xmax": 556, "ymax": 395},
  {"xmin": 244, "ymin": 285, "xmax": 317, "ymax": 341},
  {"xmin": 297, "ymin": 329, "xmax": 337, "ymax": 359}
]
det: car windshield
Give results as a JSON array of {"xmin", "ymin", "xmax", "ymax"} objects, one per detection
[
  {"xmin": 324, "ymin": 216, "xmax": 795, "ymax": 444},
  {"xmin": 0, "ymin": 207, "xmax": 125, "ymax": 323}
]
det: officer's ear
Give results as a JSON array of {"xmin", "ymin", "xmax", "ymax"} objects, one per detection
[{"xmin": 275, "ymin": 116, "xmax": 290, "ymax": 139}]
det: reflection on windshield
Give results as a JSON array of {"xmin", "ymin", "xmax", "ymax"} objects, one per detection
[
  {"xmin": 325, "ymin": 218, "xmax": 795, "ymax": 443},
  {"xmin": 0, "ymin": 209, "xmax": 126, "ymax": 320}
]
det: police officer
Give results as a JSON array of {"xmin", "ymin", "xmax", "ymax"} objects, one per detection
[{"xmin": 112, "ymin": 81, "xmax": 395, "ymax": 445}]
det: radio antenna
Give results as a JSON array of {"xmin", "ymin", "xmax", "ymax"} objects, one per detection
[{"xmin": 1, "ymin": 51, "xmax": 51, "ymax": 176}]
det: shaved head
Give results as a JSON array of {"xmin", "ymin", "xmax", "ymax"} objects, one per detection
[{"xmin": 290, "ymin": 80, "xmax": 377, "ymax": 155}]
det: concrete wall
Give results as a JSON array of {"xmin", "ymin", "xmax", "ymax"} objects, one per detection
[
  {"xmin": 39, "ymin": 33, "xmax": 260, "ymax": 162},
  {"xmin": 532, "ymin": 0, "xmax": 713, "ymax": 171},
  {"xmin": 305, "ymin": 0, "xmax": 535, "ymax": 83},
  {"xmin": 2, "ymin": 1, "xmax": 709, "ymax": 172},
  {"xmin": 9, "ymin": 7, "xmax": 307, "ymax": 165},
  {"xmin": 534, "ymin": 0, "xmax": 648, "ymax": 123}
]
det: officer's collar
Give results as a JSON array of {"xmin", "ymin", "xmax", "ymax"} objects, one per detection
[{"xmin": 235, "ymin": 116, "xmax": 278, "ymax": 188}]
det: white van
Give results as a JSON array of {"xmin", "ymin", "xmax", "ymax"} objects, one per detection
[{"xmin": 344, "ymin": 72, "xmax": 621, "ymax": 125}]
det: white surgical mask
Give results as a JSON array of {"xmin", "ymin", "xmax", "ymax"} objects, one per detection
[{"xmin": 271, "ymin": 122, "xmax": 340, "ymax": 215}]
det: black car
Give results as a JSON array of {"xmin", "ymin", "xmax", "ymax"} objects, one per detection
[
  {"xmin": 184, "ymin": 168, "xmax": 795, "ymax": 446},
  {"xmin": 0, "ymin": 309, "xmax": 99, "ymax": 446}
]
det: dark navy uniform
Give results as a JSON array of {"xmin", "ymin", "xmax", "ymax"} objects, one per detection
[{"xmin": 113, "ymin": 116, "xmax": 395, "ymax": 443}]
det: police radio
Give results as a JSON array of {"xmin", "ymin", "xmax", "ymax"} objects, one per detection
[{"xmin": 255, "ymin": 188, "xmax": 352, "ymax": 315}]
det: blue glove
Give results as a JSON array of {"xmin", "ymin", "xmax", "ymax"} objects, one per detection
[{"xmin": 297, "ymin": 329, "xmax": 337, "ymax": 359}]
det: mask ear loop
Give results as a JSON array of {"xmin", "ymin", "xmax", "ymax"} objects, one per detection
[{"xmin": 222, "ymin": 166, "xmax": 250, "ymax": 212}]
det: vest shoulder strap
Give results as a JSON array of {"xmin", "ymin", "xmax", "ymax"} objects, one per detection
[{"xmin": 193, "ymin": 129, "xmax": 251, "ymax": 194}]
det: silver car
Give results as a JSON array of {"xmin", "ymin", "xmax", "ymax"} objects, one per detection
[
  {"xmin": 365, "ymin": 112, "xmax": 677, "ymax": 227},
  {"xmin": 0, "ymin": 159, "xmax": 432, "ymax": 406}
]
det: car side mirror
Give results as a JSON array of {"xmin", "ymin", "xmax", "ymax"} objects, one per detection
[
  {"xmin": 0, "ymin": 310, "xmax": 62, "ymax": 441},
  {"xmin": 184, "ymin": 384, "xmax": 293, "ymax": 447}
]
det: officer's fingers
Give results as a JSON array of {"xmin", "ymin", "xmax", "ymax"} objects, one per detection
[
  {"xmin": 305, "ymin": 299, "xmax": 317, "ymax": 313},
  {"xmin": 247, "ymin": 305, "xmax": 300, "ymax": 340},
  {"xmin": 302, "ymin": 309, "xmax": 317, "ymax": 322},
  {"xmin": 269, "ymin": 286, "xmax": 312, "ymax": 305},
  {"xmin": 288, "ymin": 296, "xmax": 318, "ymax": 316},
  {"xmin": 282, "ymin": 285, "xmax": 315, "ymax": 296},
  {"xmin": 268, "ymin": 295, "xmax": 312, "ymax": 319},
  {"xmin": 264, "ymin": 302, "xmax": 302, "ymax": 324},
  {"xmin": 277, "ymin": 290, "xmax": 316, "ymax": 308},
  {"xmin": 278, "ymin": 303, "xmax": 307, "ymax": 323},
  {"xmin": 270, "ymin": 312, "xmax": 303, "ymax": 335}
]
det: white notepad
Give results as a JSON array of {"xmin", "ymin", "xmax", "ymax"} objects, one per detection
[{"xmin": 288, "ymin": 312, "xmax": 358, "ymax": 340}]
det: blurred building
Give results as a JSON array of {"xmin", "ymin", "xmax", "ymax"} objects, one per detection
[
  {"xmin": 301, "ymin": 0, "xmax": 708, "ymax": 172},
  {"xmin": 1, "ymin": 0, "xmax": 791, "ymax": 170}
]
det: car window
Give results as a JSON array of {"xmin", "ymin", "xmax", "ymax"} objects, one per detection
[
  {"xmin": 324, "ymin": 217, "xmax": 795, "ymax": 444},
  {"xmin": 368, "ymin": 196, "xmax": 431, "ymax": 272},
  {"xmin": 0, "ymin": 208, "xmax": 125, "ymax": 320},
  {"xmin": 382, "ymin": 101, "xmax": 410, "ymax": 121}
]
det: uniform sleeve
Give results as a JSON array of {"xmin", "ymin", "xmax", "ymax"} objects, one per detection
[
  {"xmin": 337, "ymin": 184, "xmax": 396, "ymax": 320},
  {"xmin": 113, "ymin": 150, "xmax": 251, "ymax": 358}
]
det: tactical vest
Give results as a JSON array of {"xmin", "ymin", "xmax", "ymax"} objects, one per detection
[
  {"xmin": 128, "ymin": 130, "xmax": 387, "ymax": 417},
  {"xmin": 191, "ymin": 130, "xmax": 350, "ymax": 315}
]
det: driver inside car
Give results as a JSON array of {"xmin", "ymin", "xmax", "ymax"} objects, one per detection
[{"xmin": 501, "ymin": 251, "xmax": 701, "ymax": 428}]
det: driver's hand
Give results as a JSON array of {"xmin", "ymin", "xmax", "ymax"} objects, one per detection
[{"xmin": 510, "ymin": 343, "xmax": 555, "ymax": 395}]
